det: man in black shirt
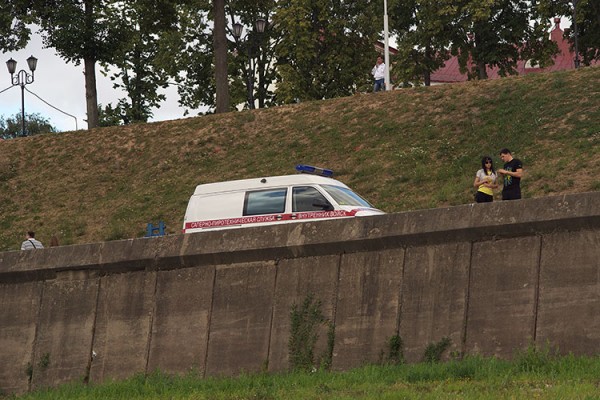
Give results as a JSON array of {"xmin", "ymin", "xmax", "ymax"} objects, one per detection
[{"xmin": 498, "ymin": 148, "xmax": 523, "ymax": 200}]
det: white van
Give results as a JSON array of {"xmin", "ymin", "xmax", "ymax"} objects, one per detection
[{"xmin": 182, "ymin": 165, "xmax": 384, "ymax": 233}]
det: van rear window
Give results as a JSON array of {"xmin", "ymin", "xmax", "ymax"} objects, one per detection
[{"xmin": 243, "ymin": 188, "xmax": 287, "ymax": 216}]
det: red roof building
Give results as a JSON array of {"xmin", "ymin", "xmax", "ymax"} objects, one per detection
[
  {"xmin": 374, "ymin": 41, "xmax": 399, "ymax": 56},
  {"xmin": 430, "ymin": 18, "xmax": 598, "ymax": 84}
]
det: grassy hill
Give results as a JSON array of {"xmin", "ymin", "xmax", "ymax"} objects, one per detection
[{"xmin": 1, "ymin": 66, "xmax": 599, "ymax": 251}]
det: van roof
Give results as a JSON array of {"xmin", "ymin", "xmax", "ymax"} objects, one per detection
[{"xmin": 193, "ymin": 174, "xmax": 349, "ymax": 196}]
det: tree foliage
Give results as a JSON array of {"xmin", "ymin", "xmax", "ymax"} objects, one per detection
[
  {"xmin": 25, "ymin": 0, "xmax": 132, "ymax": 128},
  {"xmin": 4, "ymin": 0, "xmax": 598, "ymax": 126},
  {"xmin": 228, "ymin": 0, "xmax": 280, "ymax": 109},
  {"xmin": 0, "ymin": 1, "xmax": 32, "ymax": 51},
  {"xmin": 169, "ymin": 0, "xmax": 279, "ymax": 112},
  {"xmin": 575, "ymin": 0, "xmax": 600, "ymax": 63},
  {"xmin": 97, "ymin": 103, "xmax": 124, "ymax": 127},
  {"xmin": 0, "ymin": 112, "xmax": 57, "ymax": 138},
  {"xmin": 450, "ymin": 0, "xmax": 557, "ymax": 79},
  {"xmin": 389, "ymin": 0, "xmax": 559, "ymax": 83},
  {"xmin": 157, "ymin": 0, "xmax": 214, "ymax": 114},
  {"xmin": 101, "ymin": 1, "xmax": 186, "ymax": 124},
  {"xmin": 539, "ymin": 0, "xmax": 600, "ymax": 65},
  {"xmin": 274, "ymin": 0, "xmax": 380, "ymax": 102},
  {"xmin": 389, "ymin": 0, "xmax": 458, "ymax": 86}
]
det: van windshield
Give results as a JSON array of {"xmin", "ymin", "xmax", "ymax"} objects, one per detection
[{"xmin": 322, "ymin": 185, "xmax": 374, "ymax": 208}]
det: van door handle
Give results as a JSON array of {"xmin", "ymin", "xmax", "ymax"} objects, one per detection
[
  {"xmin": 276, "ymin": 215, "xmax": 283, "ymax": 220},
  {"xmin": 291, "ymin": 213, "xmax": 297, "ymax": 219}
]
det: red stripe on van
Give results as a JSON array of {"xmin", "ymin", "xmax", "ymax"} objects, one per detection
[{"xmin": 183, "ymin": 209, "xmax": 359, "ymax": 232}]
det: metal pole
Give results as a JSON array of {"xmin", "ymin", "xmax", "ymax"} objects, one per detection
[
  {"xmin": 573, "ymin": 0, "xmax": 580, "ymax": 69},
  {"xmin": 247, "ymin": 45, "xmax": 254, "ymax": 109},
  {"xmin": 21, "ymin": 82, "xmax": 25, "ymax": 136},
  {"xmin": 383, "ymin": 0, "xmax": 391, "ymax": 91}
]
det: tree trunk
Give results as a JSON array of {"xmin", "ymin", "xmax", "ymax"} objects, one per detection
[
  {"xmin": 424, "ymin": 46, "xmax": 432, "ymax": 86},
  {"xmin": 84, "ymin": 0, "xmax": 98, "ymax": 129},
  {"xmin": 213, "ymin": 0, "xmax": 229, "ymax": 113},
  {"xmin": 84, "ymin": 57, "xmax": 99, "ymax": 129},
  {"xmin": 478, "ymin": 61, "xmax": 488, "ymax": 79},
  {"xmin": 424, "ymin": 71, "xmax": 431, "ymax": 86}
]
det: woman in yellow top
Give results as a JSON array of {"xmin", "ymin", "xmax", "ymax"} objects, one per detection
[{"xmin": 474, "ymin": 156, "xmax": 498, "ymax": 203}]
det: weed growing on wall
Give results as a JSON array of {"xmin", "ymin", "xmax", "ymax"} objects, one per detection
[
  {"xmin": 25, "ymin": 362, "xmax": 33, "ymax": 383},
  {"xmin": 423, "ymin": 337, "xmax": 451, "ymax": 363},
  {"xmin": 24, "ymin": 353, "xmax": 51, "ymax": 384},
  {"xmin": 321, "ymin": 321, "xmax": 335, "ymax": 371},
  {"xmin": 387, "ymin": 334, "xmax": 404, "ymax": 365},
  {"xmin": 288, "ymin": 293, "xmax": 333, "ymax": 372},
  {"xmin": 38, "ymin": 353, "xmax": 50, "ymax": 370}
]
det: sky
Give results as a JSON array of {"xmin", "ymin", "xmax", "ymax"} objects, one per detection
[{"xmin": 0, "ymin": 32, "xmax": 190, "ymax": 132}]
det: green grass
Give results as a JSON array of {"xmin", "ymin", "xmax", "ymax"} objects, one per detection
[
  {"xmin": 8, "ymin": 355, "xmax": 600, "ymax": 399},
  {"xmin": 0, "ymin": 66, "xmax": 599, "ymax": 250}
]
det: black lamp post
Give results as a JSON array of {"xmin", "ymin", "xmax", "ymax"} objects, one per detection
[
  {"xmin": 232, "ymin": 18, "xmax": 266, "ymax": 110},
  {"xmin": 6, "ymin": 55, "xmax": 37, "ymax": 137},
  {"xmin": 572, "ymin": 0, "xmax": 581, "ymax": 69}
]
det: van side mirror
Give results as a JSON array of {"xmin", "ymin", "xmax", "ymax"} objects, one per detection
[{"xmin": 313, "ymin": 201, "xmax": 334, "ymax": 211}]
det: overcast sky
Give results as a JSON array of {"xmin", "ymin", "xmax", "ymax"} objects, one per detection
[{"xmin": 0, "ymin": 32, "xmax": 191, "ymax": 132}]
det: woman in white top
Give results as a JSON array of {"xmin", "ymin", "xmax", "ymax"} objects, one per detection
[{"xmin": 474, "ymin": 156, "xmax": 498, "ymax": 203}]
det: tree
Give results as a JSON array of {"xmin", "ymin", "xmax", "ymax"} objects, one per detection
[
  {"xmin": 389, "ymin": 0, "xmax": 458, "ymax": 86},
  {"xmin": 102, "ymin": 1, "xmax": 184, "ymax": 124},
  {"xmin": 157, "ymin": 0, "xmax": 214, "ymax": 114},
  {"xmin": 97, "ymin": 103, "xmax": 124, "ymax": 127},
  {"xmin": 450, "ymin": 0, "xmax": 557, "ymax": 80},
  {"xmin": 28, "ymin": 0, "xmax": 130, "ymax": 129},
  {"xmin": 227, "ymin": 0, "xmax": 280, "ymax": 109},
  {"xmin": 573, "ymin": 0, "xmax": 600, "ymax": 64},
  {"xmin": 273, "ymin": 0, "xmax": 380, "ymax": 102},
  {"xmin": 540, "ymin": 0, "xmax": 600, "ymax": 65},
  {"xmin": 170, "ymin": 0, "xmax": 279, "ymax": 112},
  {"xmin": 214, "ymin": 0, "xmax": 229, "ymax": 113},
  {"xmin": 0, "ymin": 112, "xmax": 56, "ymax": 138},
  {"xmin": 0, "ymin": 1, "xmax": 32, "ymax": 51}
]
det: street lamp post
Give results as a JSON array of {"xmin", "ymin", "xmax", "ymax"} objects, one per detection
[
  {"xmin": 6, "ymin": 55, "xmax": 37, "ymax": 137},
  {"xmin": 232, "ymin": 18, "xmax": 266, "ymax": 110},
  {"xmin": 383, "ymin": 0, "xmax": 391, "ymax": 91}
]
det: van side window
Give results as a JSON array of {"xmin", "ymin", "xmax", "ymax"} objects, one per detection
[
  {"xmin": 243, "ymin": 188, "xmax": 287, "ymax": 216},
  {"xmin": 292, "ymin": 186, "xmax": 332, "ymax": 212}
]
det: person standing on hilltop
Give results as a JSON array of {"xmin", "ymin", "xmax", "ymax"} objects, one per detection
[
  {"xmin": 371, "ymin": 56, "xmax": 386, "ymax": 92},
  {"xmin": 21, "ymin": 231, "xmax": 44, "ymax": 250},
  {"xmin": 498, "ymin": 148, "xmax": 523, "ymax": 200}
]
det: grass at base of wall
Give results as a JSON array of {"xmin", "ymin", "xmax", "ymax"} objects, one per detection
[{"xmin": 9, "ymin": 354, "xmax": 600, "ymax": 400}]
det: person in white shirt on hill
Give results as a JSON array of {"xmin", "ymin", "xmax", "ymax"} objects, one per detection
[{"xmin": 371, "ymin": 56, "xmax": 386, "ymax": 92}]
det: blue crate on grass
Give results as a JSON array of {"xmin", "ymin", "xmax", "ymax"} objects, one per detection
[{"xmin": 146, "ymin": 221, "xmax": 166, "ymax": 237}]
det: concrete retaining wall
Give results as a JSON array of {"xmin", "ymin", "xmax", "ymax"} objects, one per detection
[{"xmin": 1, "ymin": 192, "xmax": 599, "ymax": 394}]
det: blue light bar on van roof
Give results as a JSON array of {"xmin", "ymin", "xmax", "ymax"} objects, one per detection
[{"xmin": 295, "ymin": 164, "xmax": 334, "ymax": 177}]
